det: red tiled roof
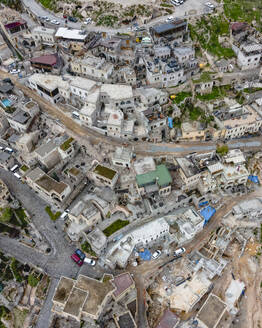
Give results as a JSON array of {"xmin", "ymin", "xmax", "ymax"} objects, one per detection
[
  {"xmin": 155, "ymin": 309, "xmax": 179, "ymax": 328},
  {"xmin": 113, "ymin": 273, "xmax": 134, "ymax": 298},
  {"xmin": 4, "ymin": 20, "xmax": 26, "ymax": 29},
  {"xmin": 30, "ymin": 54, "xmax": 58, "ymax": 66}
]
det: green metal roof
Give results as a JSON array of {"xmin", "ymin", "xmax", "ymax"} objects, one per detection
[{"xmin": 136, "ymin": 164, "xmax": 172, "ymax": 187}]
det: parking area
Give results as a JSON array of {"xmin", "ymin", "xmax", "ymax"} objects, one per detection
[{"xmin": 162, "ymin": 0, "xmax": 218, "ymax": 20}]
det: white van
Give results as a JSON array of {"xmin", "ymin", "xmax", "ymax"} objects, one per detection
[
  {"xmin": 84, "ymin": 258, "xmax": 96, "ymax": 266},
  {"xmin": 10, "ymin": 164, "xmax": 19, "ymax": 172},
  {"xmin": 72, "ymin": 111, "xmax": 80, "ymax": 119},
  {"xmin": 13, "ymin": 172, "xmax": 21, "ymax": 179},
  {"xmin": 60, "ymin": 211, "xmax": 68, "ymax": 220},
  {"xmin": 174, "ymin": 247, "xmax": 186, "ymax": 257},
  {"xmin": 5, "ymin": 147, "xmax": 13, "ymax": 153}
]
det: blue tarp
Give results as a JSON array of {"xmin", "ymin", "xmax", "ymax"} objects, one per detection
[
  {"xmin": 168, "ymin": 117, "xmax": 173, "ymax": 128},
  {"xmin": 200, "ymin": 206, "xmax": 216, "ymax": 226},
  {"xmin": 199, "ymin": 201, "xmax": 208, "ymax": 207},
  {"xmin": 139, "ymin": 249, "xmax": 151, "ymax": 261},
  {"xmin": 248, "ymin": 175, "xmax": 260, "ymax": 184}
]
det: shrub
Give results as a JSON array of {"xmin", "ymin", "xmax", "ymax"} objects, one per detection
[
  {"xmin": 216, "ymin": 144, "xmax": 229, "ymax": 156},
  {"xmin": 28, "ymin": 274, "xmax": 39, "ymax": 287},
  {"xmin": 45, "ymin": 206, "xmax": 61, "ymax": 221}
]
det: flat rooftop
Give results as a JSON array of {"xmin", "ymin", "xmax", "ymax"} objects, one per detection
[
  {"xmin": 155, "ymin": 309, "xmax": 179, "ymax": 328},
  {"xmin": 101, "ymin": 84, "xmax": 133, "ymax": 100},
  {"xmin": 176, "ymin": 157, "xmax": 200, "ymax": 178},
  {"xmin": 55, "ymin": 27, "xmax": 87, "ymax": 41},
  {"xmin": 29, "ymin": 73, "xmax": 69, "ymax": 91},
  {"xmin": 152, "ymin": 19, "xmax": 187, "ymax": 35},
  {"xmin": 116, "ymin": 312, "xmax": 136, "ymax": 328},
  {"xmin": 113, "ymin": 147, "xmax": 132, "ymax": 162},
  {"xmin": 36, "ymin": 174, "xmax": 68, "ymax": 195},
  {"xmin": 93, "ymin": 164, "xmax": 117, "ymax": 180},
  {"xmin": 197, "ymin": 293, "xmax": 227, "ymax": 328},
  {"xmin": 70, "ymin": 76, "xmax": 97, "ymax": 91},
  {"xmin": 53, "ymin": 277, "xmax": 74, "ymax": 305},
  {"xmin": 113, "ymin": 273, "xmax": 134, "ymax": 298},
  {"xmin": 87, "ymin": 227, "xmax": 107, "ymax": 250},
  {"xmin": 76, "ymin": 275, "xmax": 115, "ymax": 317},
  {"xmin": 136, "ymin": 164, "xmax": 172, "ymax": 188},
  {"xmin": 32, "ymin": 26, "xmax": 55, "ymax": 34},
  {"xmin": 63, "ymin": 287, "xmax": 87, "ymax": 318}
]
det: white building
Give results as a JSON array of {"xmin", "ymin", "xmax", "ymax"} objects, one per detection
[
  {"xmin": 90, "ymin": 163, "xmax": 119, "ymax": 189},
  {"xmin": 101, "ymin": 84, "xmax": 134, "ymax": 112},
  {"xmin": 136, "ymin": 87, "xmax": 168, "ymax": 107},
  {"xmin": 107, "ymin": 110, "xmax": 123, "ymax": 138},
  {"xmin": 146, "ymin": 62, "xmax": 185, "ymax": 88},
  {"xmin": 177, "ymin": 208, "xmax": 204, "ymax": 240},
  {"xmin": 173, "ymin": 46, "xmax": 195, "ymax": 64},
  {"xmin": 3, "ymin": 100, "xmax": 39, "ymax": 133},
  {"xmin": 236, "ymin": 43, "xmax": 262, "ymax": 70},
  {"xmin": 69, "ymin": 76, "xmax": 97, "ymax": 100},
  {"xmin": 25, "ymin": 167, "xmax": 71, "ymax": 204},
  {"xmin": 27, "ymin": 73, "xmax": 69, "ymax": 104},
  {"xmin": 32, "ymin": 26, "xmax": 56, "ymax": 45},
  {"xmin": 232, "ymin": 198, "xmax": 262, "ymax": 219},
  {"xmin": 70, "ymin": 56, "xmax": 114, "ymax": 82},
  {"xmin": 55, "ymin": 27, "xmax": 88, "ymax": 43},
  {"xmin": 106, "ymin": 217, "xmax": 170, "ymax": 268},
  {"xmin": 112, "ymin": 147, "xmax": 133, "ymax": 168},
  {"xmin": 79, "ymin": 94, "xmax": 100, "ymax": 127},
  {"xmin": 218, "ymin": 104, "xmax": 262, "ymax": 140},
  {"xmin": 67, "ymin": 200, "xmax": 102, "ymax": 241}
]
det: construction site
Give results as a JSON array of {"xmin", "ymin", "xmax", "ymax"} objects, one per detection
[{"xmin": 146, "ymin": 220, "xmax": 262, "ymax": 328}]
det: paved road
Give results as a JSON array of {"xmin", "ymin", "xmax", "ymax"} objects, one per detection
[
  {"xmin": 22, "ymin": 0, "xmax": 214, "ymax": 33},
  {"xmin": 0, "ymin": 169, "xmax": 105, "ymax": 328},
  {"xmin": 1, "ymin": 70, "xmax": 262, "ymax": 157}
]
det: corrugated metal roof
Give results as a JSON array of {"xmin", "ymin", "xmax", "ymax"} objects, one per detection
[{"xmin": 136, "ymin": 164, "xmax": 172, "ymax": 187}]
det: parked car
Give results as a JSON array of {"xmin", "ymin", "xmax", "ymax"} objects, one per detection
[
  {"xmin": 166, "ymin": 16, "xmax": 174, "ymax": 22},
  {"xmin": 174, "ymin": 247, "xmax": 186, "ymax": 257},
  {"xmin": 45, "ymin": 17, "xmax": 50, "ymax": 22},
  {"xmin": 63, "ymin": 15, "xmax": 67, "ymax": 19},
  {"xmin": 68, "ymin": 16, "xmax": 78, "ymax": 22},
  {"xmin": 171, "ymin": 0, "xmax": 180, "ymax": 6},
  {"xmin": 84, "ymin": 17, "xmax": 92, "ymax": 24},
  {"xmin": 60, "ymin": 212, "xmax": 68, "ymax": 220},
  {"xmin": 75, "ymin": 248, "xmax": 86, "ymax": 261},
  {"xmin": 205, "ymin": 2, "xmax": 215, "ymax": 8},
  {"xmin": 84, "ymin": 257, "xmax": 96, "ymax": 266},
  {"xmin": 71, "ymin": 253, "xmax": 83, "ymax": 266},
  {"xmin": 152, "ymin": 250, "xmax": 162, "ymax": 260},
  {"xmin": 10, "ymin": 69, "xmax": 20, "ymax": 74},
  {"xmin": 51, "ymin": 19, "xmax": 60, "ymax": 25}
]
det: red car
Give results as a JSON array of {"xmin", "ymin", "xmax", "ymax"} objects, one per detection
[
  {"xmin": 71, "ymin": 253, "xmax": 83, "ymax": 266},
  {"xmin": 63, "ymin": 15, "xmax": 67, "ymax": 19}
]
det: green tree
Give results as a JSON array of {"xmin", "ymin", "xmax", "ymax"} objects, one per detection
[{"xmin": 0, "ymin": 208, "xmax": 13, "ymax": 223}]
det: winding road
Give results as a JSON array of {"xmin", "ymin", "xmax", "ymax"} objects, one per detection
[
  {"xmin": 21, "ymin": 0, "xmax": 212, "ymax": 33},
  {"xmin": 0, "ymin": 169, "xmax": 106, "ymax": 328}
]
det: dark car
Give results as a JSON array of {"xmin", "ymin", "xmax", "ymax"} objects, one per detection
[
  {"xmin": 71, "ymin": 253, "xmax": 83, "ymax": 266},
  {"xmin": 75, "ymin": 248, "xmax": 86, "ymax": 261},
  {"xmin": 68, "ymin": 16, "xmax": 78, "ymax": 22}
]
